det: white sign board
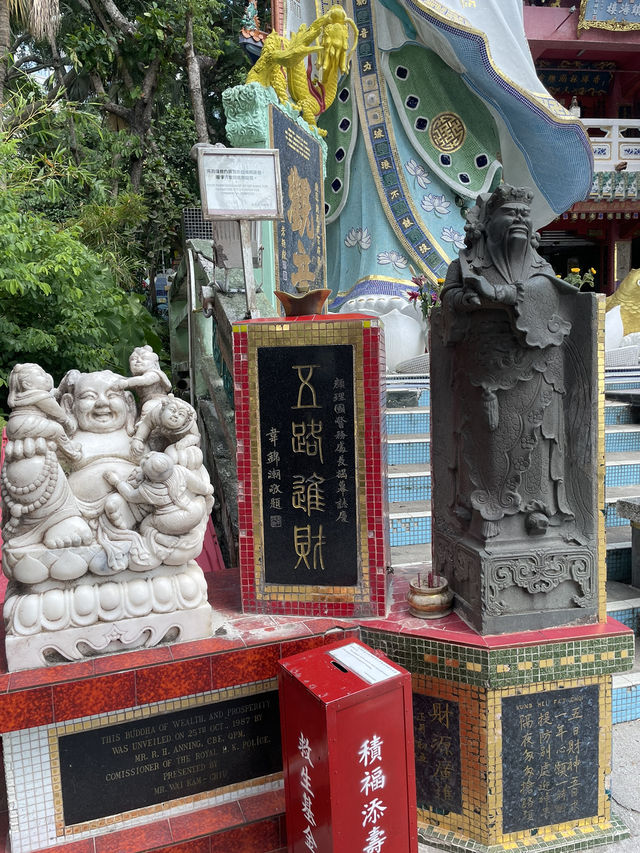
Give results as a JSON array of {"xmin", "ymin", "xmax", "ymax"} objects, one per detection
[
  {"xmin": 197, "ymin": 147, "xmax": 283, "ymax": 220},
  {"xmin": 328, "ymin": 643, "xmax": 398, "ymax": 685}
]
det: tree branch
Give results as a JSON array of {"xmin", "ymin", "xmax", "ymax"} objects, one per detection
[
  {"xmin": 97, "ymin": 0, "xmax": 137, "ymax": 37},
  {"xmin": 185, "ymin": 13, "xmax": 209, "ymax": 144},
  {"xmin": 100, "ymin": 99, "xmax": 132, "ymax": 121},
  {"xmin": 12, "ymin": 52, "xmax": 43, "ymax": 68},
  {"xmin": 197, "ymin": 54, "xmax": 217, "ymax": 71}
]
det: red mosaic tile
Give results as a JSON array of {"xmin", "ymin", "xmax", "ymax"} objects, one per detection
[
  {"xmin": 210, "ymin": 645, "xmax": 280, "ymax": 690},
  {"xmin": 208, "ymin": 817, "xmax": 281, "ymax": 853},
  {"xmin": 32, "ymin": 839, "xmax": 95, "ymax": 853},
  {"xmin": 170, "ymin": 637, "xmax": 240, "ymax": 661},
  {"xmin": 9, "ymin": 660, "xmax": 94, "ymax": 691},
  {"xmin": 94, "ymin": 819, "xmax": 172, "ymax": 853},
  {"xmin": 0, "ymin": 674, "xmax": 10, "ymax": 694},
  {"xmin": 171, "ymin": 801, "xmax": 243, "ymax": 838},
  {"xmin": 53, "ymin": 672, "xmax": 136, "ymax": 722},
  {"xmin": 135, "ymin": 658, "xmax": 212, "ymax": 705},
  {"xmin": 0, "ymin": 686, "xmax": 53, "ymax": 731},
  {"xmin": 238, "ymin": 788, "xmax": 285, "ymax": 823},
  {"xmin": 152, "ymin": 841, "xmax": 209, "ymax": 853},
  {"xmin": 92, "ymin": 646, "xmax": 173, "ymax": 675},
  {"xmin": 279, "ymin": 635, "xmax": 325, "ymax": 661}
]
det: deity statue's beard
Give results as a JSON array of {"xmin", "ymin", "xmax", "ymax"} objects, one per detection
[{"xmin": 501, "ymin": 228, "xmax": 531, "ymax": 283}]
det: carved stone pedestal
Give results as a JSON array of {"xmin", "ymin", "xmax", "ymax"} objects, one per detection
[
  {"xmin": 4, "ymin": 562, "xmax": 212, "ymax": 670},
  {"xmin": 433, "ymin": 531, "xmax": 599, "ymax": 634}
]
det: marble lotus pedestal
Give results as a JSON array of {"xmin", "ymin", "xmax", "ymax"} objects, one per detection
[{"xmin": 1, "ymin": 354, "xmax": 214, "ymax": 670}]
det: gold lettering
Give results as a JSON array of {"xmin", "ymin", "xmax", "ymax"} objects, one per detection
[
  {"xmin": 291, "ymin": 365, "xmax": 320, "ymax": 409},
  {"xmin": 293, "ymin": 524, "xmax": 326, "ymax": 570}
]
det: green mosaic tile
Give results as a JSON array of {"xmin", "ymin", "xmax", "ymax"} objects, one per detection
[
  {"xmin": 361, "ymin": 628, "xmax": 635, "ymax": 689},
  {"xmin": 417, "ymin": 812, "xmax": 628, "ymax": 853}
]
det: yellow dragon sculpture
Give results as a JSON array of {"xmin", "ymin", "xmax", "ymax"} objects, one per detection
[{"xmin": 246, "ymin": 6, "xmax": 358, "ymax": 136}]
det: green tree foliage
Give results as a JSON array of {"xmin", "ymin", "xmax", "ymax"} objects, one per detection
[
  {"xmin": 0, "ymin": 113, "xmax": 161, "ymax": 414},
  {"xmin": 2, "ymin": 0, "xmax": 252, "ymax": 286}
]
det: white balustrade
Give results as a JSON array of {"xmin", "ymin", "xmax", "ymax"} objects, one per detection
[{"xmin": 581, "ymin": 119, "xmax": 640, "ymax": 172}]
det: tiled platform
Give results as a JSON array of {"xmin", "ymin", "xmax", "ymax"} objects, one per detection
[{"xmin": 0, "ymin": 555, "xmax": 633, "ymax": 853}]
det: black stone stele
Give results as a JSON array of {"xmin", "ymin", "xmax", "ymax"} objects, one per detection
[
  {"xmin": 501, "ymin": 685, "xmax": 599, "ymax": 833},
  {"xmin": 257, "ymin": 343, "xmax": 359, "ymax": 587},
  {"xmin": 58, "ymin": 691, "xmax": 281, "ymax": 826},
  {"xmin": 413, "ymin": 693, "xmax": 462, "ymax": 815}
]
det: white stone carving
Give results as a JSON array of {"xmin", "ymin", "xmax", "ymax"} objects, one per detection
[
  {"xmin": 337, "ymin": 295, "xmax": 426, "ymax": 371},
  {"xmin": 1, "ymin": 349, "xmax": 214, "ymax": 670}
]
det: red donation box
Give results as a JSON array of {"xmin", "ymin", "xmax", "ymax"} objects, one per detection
[{"xmin": 278, "ymin": 639, "xmax": 417, "ymax": 853}]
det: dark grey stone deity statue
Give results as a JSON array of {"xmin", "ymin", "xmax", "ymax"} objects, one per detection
[{"xmin": 430, "ymin": 185, "xmax": 601, "ymax": 634}]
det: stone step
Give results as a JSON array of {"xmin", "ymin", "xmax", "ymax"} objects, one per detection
[
  {"xmin": 386, "ymin": 407, "xmax": 430, "ymax": 435},
  {"xmin": 605, "ymin": 400, "xmax": 635, "ymax": 426},
  {"xmin": 606, "ymin": 424, "xmax": 640, "ymax": 453},
  {"xmin": 605, "ymin": 485, "xmax": 640, "ymax": 527},
  {"xmin": 387, "ymin": 434, "xmax": 430, "ymax": 466},
  {"xmin": 388, "ymin": 464, "xmax": 431, "ymax": 503},
  {"xmin": 388, "ymin": 501, "xmax": 431, "ymax": 548},
  {"xmin": 605, "ymin": 451, "xmax": 640, "ymax": 489}
]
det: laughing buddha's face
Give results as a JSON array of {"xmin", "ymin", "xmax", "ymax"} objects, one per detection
[{"xmin": 73, "ymin": 373, "xmax": 129, "ymax": 433}]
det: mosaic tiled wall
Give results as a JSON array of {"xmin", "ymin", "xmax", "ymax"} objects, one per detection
[
  {"xmin": 410, "ymin": 675, "xmax": 626, "ymax": 852},
  {"xmin": 4, "ymin": 681, "xmax": 282, "ymax": 853},
  {"xmin": 362, "ymin": 622, "xmax": 634, "ymax": 852},
  {"xmin": 234, "ymin": 316, "xmax": 389, "ymax": 617}
]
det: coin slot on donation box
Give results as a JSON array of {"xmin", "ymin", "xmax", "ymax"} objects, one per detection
[{"xmin": 278, "ymin": 639, "xmax": 418, "ymax": 853}]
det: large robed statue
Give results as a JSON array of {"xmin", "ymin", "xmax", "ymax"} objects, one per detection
[{"xmin": 430, "ymin": 185, "xmax": 601, "ymax": 635}]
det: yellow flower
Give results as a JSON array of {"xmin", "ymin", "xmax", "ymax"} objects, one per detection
[
  {"xmin": 437, "ymin": 278, "xmax": 445, "ymax": 285},
  {"xmin": 590, "ymin": 268, "xmax": 596, "ymax": 275},
  {"xmin": 571, "ymin": 267, "xmax": 580, "ymax": 273}
]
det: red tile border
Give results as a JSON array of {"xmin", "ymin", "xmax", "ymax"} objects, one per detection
[
  {"xmin": 94, "ymin": 819, "xmax": 172, "ymax": 853},
  {"xmin": 210, "ymin": 646, "xmax": 280, "ymax": 691},
  {"xmin": 0, "ymin": 686, "xmax": 53, "ymax": 731},
  {"xmin": 32, "ymin": 840, "xmax": 95, "ymax": 853},
  {"xmin": 53, "ymin": 672, "xmax": 136, "ymax": 722},
  {"xmin": 153, "ymin": 840, "xmax": 209, "ymax": 853},
  {"xmin": 9, "ymin": 660, "xmax": 94, "ymax": 691},
  {"xmin": 237, "ymin": 789, "xmax": 285, "ymax": 823},
  {"xmin": 208, "ymin": 818, "xmax": 282, "ymax": 853},
  {"xmin": 92, "ymin": 646, "xmax": 173, "ymax": 675},
  {"xmin": 170, "ymin": 801, "xmax": 244, "ymax": 838},
  {"xmin": 135, "ymin": 658, "xmax": 212, "ymax": 706}
]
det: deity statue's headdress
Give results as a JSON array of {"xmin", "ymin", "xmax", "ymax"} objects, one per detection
[
  {"xmin": 463, "ymin": 185, "xmax": 538, "ymax": 257},
  {"xmin": 485, "ymin": 185, "xmax": 533, "ymax": 217}
]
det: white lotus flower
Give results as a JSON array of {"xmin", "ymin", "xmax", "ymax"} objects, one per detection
[
  {"xmin": 421, "ymin": 193, "xmax": 450, "ymax": 215},
  {"xmin": 405, "ymin": 159, "xmax": 431, "ymax": 188},
  {"xmin": 441, "ymin": 226, "xmax": 466, "ymax": 250},
  {"xmin": 377, "ymin": 250, "xmax": 408, "ymax": 271},
  {"xmin": 344, "ymin": 227, "xmax": 372, "ymax": 251}
]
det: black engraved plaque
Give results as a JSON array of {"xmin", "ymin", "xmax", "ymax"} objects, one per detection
[
  {"xmin": 413, "ymin": 693, "xmax": 462, "ymax": 814},
  {"xmin": 58, "ymin": 690, "xmax": 281, "ymax": 826},
  {"xmin": 502, "ymin": 685, "xmax": 599, "ymax": 833},
  {"xmin": 258, "ymin": 343, "xmax": 358, "ymax": 586}
]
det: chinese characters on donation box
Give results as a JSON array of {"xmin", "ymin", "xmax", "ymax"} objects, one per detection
[{"xmin": 296, "ymin": 728, "xmax": 391, "ymax": 853}]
